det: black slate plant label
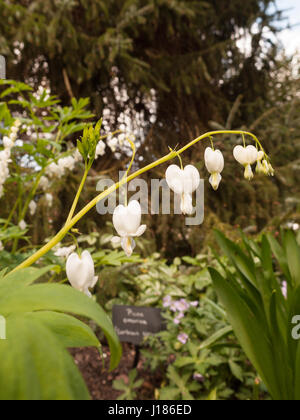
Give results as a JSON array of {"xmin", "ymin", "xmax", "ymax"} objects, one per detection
[{"xmin": 112, "ymin": 305, "xmax": 164, "ymax": 345}]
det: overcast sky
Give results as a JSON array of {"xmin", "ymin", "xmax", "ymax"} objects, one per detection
[{"xmin": 276, "ymin": 0, "xmax": 300, "ymax": 54}]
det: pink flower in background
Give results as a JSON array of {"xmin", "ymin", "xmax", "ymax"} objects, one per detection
[
  {"xmin": 177, "ymin": 333, "xmax": 189, "ymax": 344},
  {"xmin": 174, "ymin": 312, "xmax": 185, "ymax": 325},
  {"xmin": 163, "ymin": 295, "xmax": 172, "ymax": 308},
  {"xmin": 193, "ymin": 373, "xmax": 205, "ymax": 383},
  {"xmin": 281, "ymin": 281, "xmax": 288, "ymax": 299}
]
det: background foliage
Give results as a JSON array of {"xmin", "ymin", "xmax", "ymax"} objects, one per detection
[
  {"xmin": 1, "ymin": 0, "xmax": 299, "ymax": 257},
  {"xmin": 0, "ymin": 0, "xmax": 300, "ymax": 401}
]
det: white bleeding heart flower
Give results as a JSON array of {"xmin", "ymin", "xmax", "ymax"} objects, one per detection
[
  {"xmin": 267, "ymin": 162, "xmax": 275, "ymax": 176},
  {"xmin": 165, "ymin": 164, "xmax": 200, "ymax": 215},
  {"xmin": 260, "ymin": 159, "xmax": 274, "ymax": 176},
  {"xmin": 204, "ymin": 147, "xmax": 224, "ymax": 191},
  {"xmin": 262, "ymin": 159, "xmax": 269, "ymax": 175},
  {"xmin": 112, "ymin": 200, "xmax": 146, "ymax": 257},
  {"xmin": 233, "ymin": 145, "xmax": 258, "ymax": 181},
  {"xmin": 256, "ymin": 151, "xmax": 265, "ymax": 174},
  {"xmin": 66, "ymin": 250, "xmax": 98, "ymax": 297}
]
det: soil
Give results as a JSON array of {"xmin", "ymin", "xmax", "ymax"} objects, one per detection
[{"xmin": 70, "ymin": 343, "xmax": 163, "ymax": 400}]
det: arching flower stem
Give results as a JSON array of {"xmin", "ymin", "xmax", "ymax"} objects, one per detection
[{"xmin": 10, "ymin": 130, "xmax": 267, "ymax": 273}]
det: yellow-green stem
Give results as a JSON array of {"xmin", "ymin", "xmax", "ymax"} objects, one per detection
[
  {"xmin": 10, "ymin": 130, "xmax": 263, "ymax": 273},
  {"xmin": 20, "ymin": 169, "xmax": 45, "ymax": 222},
  {"xmin": 65, "ymin": 165, "xmax": 89, "ymax": 224},
  {"xmin": 3, "ymin": 196, "xmax": 20, "ymax": 230}
]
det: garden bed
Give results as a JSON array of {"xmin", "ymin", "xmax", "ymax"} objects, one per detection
[{"xmin": 70, "ymin": 344, "xmax": 162, "ymax": 400}]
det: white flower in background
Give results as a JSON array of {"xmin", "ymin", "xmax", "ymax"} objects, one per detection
[
  {"xmin": 39, "ymin": 176, "xmax": 50, "ymax": 191},
  {"xmin": 73, "ymin": 149, "xmax": 83, "ymax": 162},
  {"xmin": 112, "ymin": 200, "xmax": 146, "ymax": 257},
  {"xmin": 255, "ymin": 151, "xmax": 265, "ymax": 174},
  {"xmin": 118, "ymin": 133, "xmax": 126, "ymax": 147},
  {"xmin": 165, "ymin": 164, "xmax": 200, "ymax": 215},
  {"xmin": 3, "ymin": 136, "xmax": 13, "ymax": 149},
  {"xmin": 46, "ymin": 156, "xmax": 76, "ymax": 178},
  {"xmin": 29, "ymin": 200, "xmax": 37, "ymax": 216},
  {"xmin": 107, "ymin": 136, "xmax": 119, "ymax": 153},
  {"xmin": 0, "ymin": 149, "xmax": 11, "ymax": 160},
  {"xmin": 66, "ymin": 250, "xmax": 98, "ymax": 297},
  {"xmin": 45, "ymin": 193, "xmax": 53, "ymax": 207},
  {"xmin": 4, "ymin": 120, "xmax": 21, "ymax": 145},
  {"xmin": 19, "ymin": 220, "xmax": 27, "ymax": 230},
  {"xmin": 233, "ymin": 145, "xmax": 258, "ymax": 181},
  {"xmin": 60, "ymin": 156, "xmax": 76, "ymax": 171},
  {"xmin": 54, "ymin": 245, "xmax": 76, "ymax": 258},
  {"xmin": 287, "ymin": 222, "xmax": 300, "ymax": 231},
  {"xmin": 95, "ymin": 140, "xmax": 106, "ymax": 158},
  {"xmin": 0, "ymin": 124, "xmax": 18, "ymax": 197},
  {"xmin": 46, "ymin": 162, "xmax": 61, "ymax": 178},
  {"xmin": 0, "ymin": 241, "xmax": 3, "ymax": 251},
  {"xmin": 204, "ymin": 147, "xmax": 224, "ymax": 191}
]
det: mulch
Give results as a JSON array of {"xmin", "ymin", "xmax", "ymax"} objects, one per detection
[{"xmin": 70, "ymin": 344, "xmax": 163, "ymax": 400}]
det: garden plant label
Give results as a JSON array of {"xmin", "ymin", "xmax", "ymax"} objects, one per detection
[{"xmin": 112, "ymin": 305, "xmax": 164, "ymax": 345}]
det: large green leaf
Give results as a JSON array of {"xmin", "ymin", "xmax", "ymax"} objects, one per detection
[
  {"xmin": 24, "ymin": 311, "xmax": 100, "ymax": 349},
  {"xmin": 0, "ymin": 315, "xmax": 90, "ymax": 400},
  {"xmin": 0, "ymin": 266, "xmax": 53, "ymax": 293},
  {"xmin": 267, "ymin": 234, "xmax": 291, "ymax": 285}
]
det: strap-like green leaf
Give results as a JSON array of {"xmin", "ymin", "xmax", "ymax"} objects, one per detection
[
  {"xmin": 284, "ymin": 231, "xmax": 300, "ymax": 288},
  {"xmin": 209, "ymin": 267, "xmax": 280, "ymax": 400}
]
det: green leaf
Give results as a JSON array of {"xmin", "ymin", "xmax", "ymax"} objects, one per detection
[
  {"xmin": 25, "ymin": 311, "xmax": 100, "ymax": 348},
  {"xmin": 267, "ymin": 234, "xmax": 291, "ymax": 284},
  {"xmin": 206, "ymin": 388, "xmax": 217, "ymax": 400},
  {"xmin": 209, "ymin": 267, "xmax": 280, "ymax": 400},
  {"xmin": 0, "ymin": 316, "xmax": 90, "ymax": 400},
  {"xmin": 214, "ymin": 231, "xmax": 257, "ymax": 287},
  {"xmin": 198, "ymin": 326, "xmax": 233, "ymax": 350},
  {"xmin": 284, "ymin": 231, "xmax": 300, "ymax": 288},
  {"xmin": 229, "ymin": 360, "xmax": 244, "ymax": 382},
  {"xmin": 0, "ymin": 266, "xmax": 53, "ymax": 292},
  {"xmin": 0, "ymin": 283, "xmax": 122, "ymax": 370},
  {"xmin": 294, "ymin": 339, "xmax": 300, "ymax": 399}
]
